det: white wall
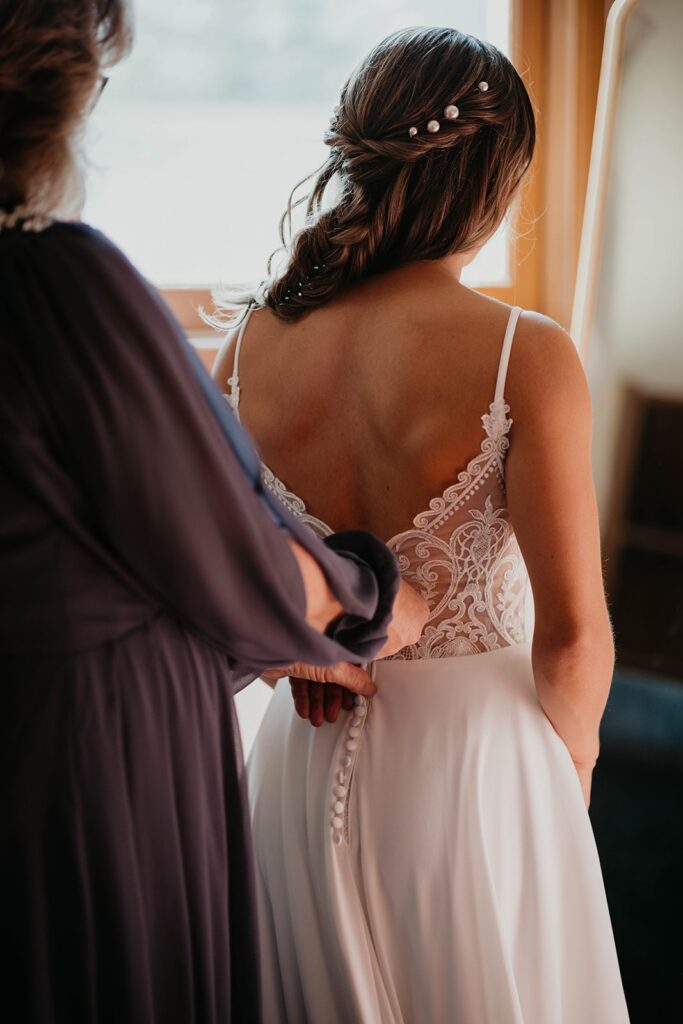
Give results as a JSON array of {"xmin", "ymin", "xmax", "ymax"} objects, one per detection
[{"xmin": 588, "ymin": 0, "xmax": 683, "ymax": 516}]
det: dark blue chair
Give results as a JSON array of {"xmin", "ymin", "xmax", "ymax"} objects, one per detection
[{"xmin": 590, "ymin": 670, "xmax": 683, "ymax": 1022}]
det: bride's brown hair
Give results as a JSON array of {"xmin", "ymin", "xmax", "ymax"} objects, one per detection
[
  {"xmin": 263, "ymin": 26, "xmax": 535, "ymax": 321},
  {"xmin": 0, "ymin": 0, "xmax": 131, "ymax": 212}
]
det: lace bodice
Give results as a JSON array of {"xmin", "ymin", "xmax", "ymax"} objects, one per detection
[{"xmin": 224, "ymin": 305, "xmax": 532, "ymax": 661}]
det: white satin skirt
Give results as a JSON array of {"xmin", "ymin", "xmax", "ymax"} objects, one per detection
[{"xmin": 247, "ymin": 643, "xmax": 629, "ymax": 1023}]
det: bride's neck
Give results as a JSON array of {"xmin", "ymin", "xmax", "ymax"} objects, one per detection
[
  {"xmin": 389, "ymin": 252, "xmax": 478, "ymax": 289},
  {"xmin": 430, "ymin": 251, "xmax": 478, "ymax": 281}
]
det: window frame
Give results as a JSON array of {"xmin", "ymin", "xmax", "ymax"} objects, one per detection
[{"xmin": 161, "ymin": 0, "xmax": 607, "ymax": 348}]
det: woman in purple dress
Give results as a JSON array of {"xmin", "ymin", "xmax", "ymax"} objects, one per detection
[{"xmin": 0, "ymin": 3, "xmax": 426, "ymax": 1021}]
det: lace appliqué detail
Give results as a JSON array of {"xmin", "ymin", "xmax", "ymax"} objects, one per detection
[
  {"xmin": 385, "ymin": 399, "xmax": 529, "ymax": 660},
  {"xmin": 261, "ymin": 465, "xmax": 333, "ymax": 539},
  {"xmin": 256, "ymin": 397, "xmax": 530, "ymax": 662}
]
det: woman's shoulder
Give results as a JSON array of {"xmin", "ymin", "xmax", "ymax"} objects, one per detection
[
  {"xmin": 0, "ymin": 219, "xmax": 185, "ymax": 357},
  {"xmin": 0, "ymin": 218, "xmax": 137, "ymax": 283},
  {"xmin": 42, "ymin": 220, "xmax": 141, "ymax": 274},
  {"xmin": 1, "ymin": 218, "xmax": 168, "ymax": 314}
]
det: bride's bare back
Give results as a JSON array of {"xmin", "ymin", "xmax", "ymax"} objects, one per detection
[
  {"xmin": 215, "ymin": 259, "xmax": 527, "ymax": 543},
  {"xmin": 213, "ymin": 259, "xmax": 610, "ymax": 661}
]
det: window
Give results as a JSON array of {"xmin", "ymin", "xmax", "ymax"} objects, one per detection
[{"xmin": 84, "ymin": 0, "xmax": 513, "ymax": 303}]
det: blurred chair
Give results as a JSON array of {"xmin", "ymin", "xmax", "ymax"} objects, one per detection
[{"xmin": 590, "ymin": 669, "xmax": 683, "ymax": 1022}]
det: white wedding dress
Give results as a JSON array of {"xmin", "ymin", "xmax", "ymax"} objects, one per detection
[{"xmin": 226, "ymin": 306, "xmax": 629, "ymax": 1023}]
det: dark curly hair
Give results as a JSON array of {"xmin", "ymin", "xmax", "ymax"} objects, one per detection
[
  {"xmin": 0, "ymin": 0, "xmax": 131, "ymax": 213},
  {"xmin": 241, "ymin": 26, "xmax": 535, "ymax": 321}
]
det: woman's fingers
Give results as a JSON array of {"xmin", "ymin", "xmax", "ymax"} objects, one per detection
[
  {"xmin": 328, "ymin": 663, "xmax": 376, "ymax": 697},
  {"xmin": 286, "ymin": 663, "xmax": 376, "ymax": 727},
  {"xmin": 289, "ymin": 677, "xmax": 348, "ymax": 724},
  {"xmin": 261, "ymin": 667, "xmax": 287, "ymax": 683},
  {"xmin": 341, "ymin": 687, "xmax": 355, "ymax": 711},
  {"xmin": 290, "ymin": 677, "xmax": 310, "ymax": 719},
  {"xmin": 323, "ymin": 683, "xmax": 343, "ymax": 723},
  {"xmin": 308, "ymin": 682, "xmax": 325, "ymax": 727},
  {"xmin": 280, "ymin": 661, "xmax": 376, "ymax": 696}
]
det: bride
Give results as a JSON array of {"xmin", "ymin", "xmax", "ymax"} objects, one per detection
[{"xmin": 213, "ymin": 25, "xmax": 629, "ymax": 1024}]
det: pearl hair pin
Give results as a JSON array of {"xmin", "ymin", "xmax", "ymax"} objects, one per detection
[
  {"xmin": 407, "ymin": 78, "xmax": 490, "ymax": 139},
  {"xmin": 331, "ymin": 78, "xmax": 490, "ymax": 141}
]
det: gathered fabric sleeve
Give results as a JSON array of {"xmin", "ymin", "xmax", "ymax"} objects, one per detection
[{"xmin": 0, "ymin": 223, "xmax": 398, "ymax": 678}]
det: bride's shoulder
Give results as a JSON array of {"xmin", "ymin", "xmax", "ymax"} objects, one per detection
[
  {"xmin": 511, "ymin": 309, "xmax": 582, "ymax": 382},
  {"xmin": 506, "ymin": 309, "xmax": 592, "ymax": 433},
  {"xmin": 516, "ymin": 308, "xmax": 570, "ymax": 342}
]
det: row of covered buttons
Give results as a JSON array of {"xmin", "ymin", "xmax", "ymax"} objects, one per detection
[{"xmin": 331, "ymin": 695, "xmax": 369, "ymax": 846}]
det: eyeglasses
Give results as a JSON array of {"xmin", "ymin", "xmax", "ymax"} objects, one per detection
[{"xmin": 89, "ymin": 75, "xmax": 109, "ymax": 113}]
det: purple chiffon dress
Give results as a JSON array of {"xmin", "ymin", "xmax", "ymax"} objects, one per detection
[{"xmin": 0, "ymin": 222, "xmax": 398, "ymax": 1023}]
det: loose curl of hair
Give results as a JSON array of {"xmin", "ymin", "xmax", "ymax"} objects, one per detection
[
  {"xmin": 248, "ymin": 27, "xmax": 535, "ymax": 322},
  {"xmin": 0, "ymin": 0, "xmax": 131, "ymax": 212}
]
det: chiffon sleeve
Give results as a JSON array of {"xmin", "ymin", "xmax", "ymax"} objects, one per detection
[{"xmin": 0, "ymin": 223, "xmax": 399, "ymax": 679}]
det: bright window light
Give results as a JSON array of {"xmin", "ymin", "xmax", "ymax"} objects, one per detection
[{"xmin": 84, "ymin": 1, "xmax": 512, "ymax": 290}]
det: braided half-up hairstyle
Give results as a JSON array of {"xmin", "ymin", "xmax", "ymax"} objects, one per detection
[{"xmin": 245, "ymin": 26, "xmax": 534, "ymax": 322}]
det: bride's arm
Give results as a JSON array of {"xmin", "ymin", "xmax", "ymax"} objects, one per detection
[{"xmin": 505, "ymin": 312, "xmax": 614, "ymax": 806}]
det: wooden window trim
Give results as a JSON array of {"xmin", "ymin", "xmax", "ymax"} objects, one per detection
[{"xmin": 161, "ymin": 0, "xmax": 608, "ymax": 348}]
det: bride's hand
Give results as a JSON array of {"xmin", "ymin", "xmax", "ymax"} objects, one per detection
[
  {"xmin": 261, "ymin": 662, "xmax": 376, "ymax": 727},
  {"xmin": 573, "ymin": 761, "xmax": 594, "ymax": 809}
]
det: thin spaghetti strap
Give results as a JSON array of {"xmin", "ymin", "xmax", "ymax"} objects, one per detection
[
  {"xmin": 226, "ymin": 303, "xmax": 256, "ymax": 420},
  {"xmin": 494, "ymin": 306, "xmax": 523, "ymax": 405}
]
